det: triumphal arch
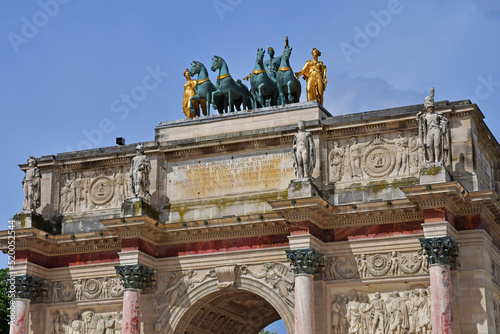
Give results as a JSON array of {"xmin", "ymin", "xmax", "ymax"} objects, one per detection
[{"xmin": 4, "ymin": 84, "xmax": 500, "ymax": 333}]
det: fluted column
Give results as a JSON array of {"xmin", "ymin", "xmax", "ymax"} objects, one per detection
[
  {"xmin": 286, "ymin": 248, "xmax": 322, "ymax": 334},
  {"xmin": 115, "ymin": 264, "xmax": 152, "ymax": 334},
  {"xmin": 420, "ymin": 236, "xmax": 458, "ymax": 334},
  {"xmin": 9, "ymin": 275, "xmax": 40, "ymax": 334}
]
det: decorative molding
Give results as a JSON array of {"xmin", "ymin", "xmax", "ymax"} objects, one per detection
[
  {"xmin": 420, "ymin": 236, "xmax": 458, "ymax": 266},
  {"xmin": 285, "ymin": 248, "xmax": 322, "ymax": 276},
  {"xmin": 115, "ymin": 264, "xmax": 153, "ymax": 290}
]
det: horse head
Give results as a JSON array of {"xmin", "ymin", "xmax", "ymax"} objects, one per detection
[
  {"xmin": 256, "ymin": 48, "xmax": 265, "ymax": 62},
  {"xmin": 188, "ymin": 61, "xmax": 202, "ymax": 77},
  {"xmin": 283, "ymin": 45, "xmax": 292, "ymax": 61},
  {"xmin": 210, "ymin": 56, "xmax": 223, "ymax": 72}
]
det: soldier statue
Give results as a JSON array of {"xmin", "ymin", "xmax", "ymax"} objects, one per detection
[
  {"xmin": 416, "ymin": 87, "xmax": 450, "ymax": 166},
  {"xmin": 293, "ymin": 121, "xmax": 316, "ymax": 179},
  {"xmin": 22, "ymin": 156, "xmax": 41, "ymax": 212},
  {"xmin": 129, "ymin": 143, "xmax": 151, "ymax": 198}
]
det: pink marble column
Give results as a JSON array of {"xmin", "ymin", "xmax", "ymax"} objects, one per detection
[
  {"xmin": 429, "ymin": 264, "xmax": 454, "ymax": 333},
  {"xmin": 294, "ymin": 275, "xmax": 314, "ymax": 334},
  {"xmin": 122, "ymin": 289, "xmax": 142, "ymax": 334},
  {"xmin": 420, "ymin": 236, "xmax": 458, "ymax": 334},
  {"xmin": 115, "ymin": 264, "xmax": 152, "ymax": 334},
  {"xmin": 9, "ymin": 275, "xmax": 40, "ymax": 334},
  {"xmin": 9, "ymin": 299, "xmax": 30, "ymax": 334},
  {"xmin": 286, "ymin": 248, "xmax": 322, "ymax": 334}
]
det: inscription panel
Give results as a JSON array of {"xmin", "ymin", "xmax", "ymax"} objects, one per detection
[{"xmin": 167, "ymin": 153, "xmax": 294, "ymax": 201}]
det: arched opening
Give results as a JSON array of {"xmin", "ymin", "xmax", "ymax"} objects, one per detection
[{"xmin": 177, "ymin": 289, "xmax": 282, "ymax": 334}]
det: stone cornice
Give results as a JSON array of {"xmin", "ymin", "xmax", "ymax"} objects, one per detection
[
  {"xmin": 269, "ymin": 197, "xmax": 422, "ymax": 228},
  {"xmin": 468, "ymin": 190, "xmax": 500, "ymax": 226},
  {"xmin": 0, "ymin": 228, "xmax": 120, "ymax": 256},
  {"xmin": 400, "ymin": 182, "xmax": 469, "ymax": 215}
]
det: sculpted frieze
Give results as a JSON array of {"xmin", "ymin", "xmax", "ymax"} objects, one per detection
[
  {"xmin": 331, "ymin": 288, "xmax": 431, "ymax": 334},
  {"xmin": 50, "ymin": 309, "xmax": 122, "ymax": 334},
  {"xmin": 59, "ymin": 167, "xmax": 130, "ymax": 213},
  {"xmin": 323, "ymin": 250, "xmax": 429, "ymax": 281},
  {"xmin": 328, "ymin": 132, "xmax": 424, "ymax": 183},
  {"xmin": 49, "ymin": 277, "xmax": 125, "ymax": 303}
]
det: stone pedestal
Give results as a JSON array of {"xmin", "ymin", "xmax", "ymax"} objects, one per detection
[
  {"xmin": 121, "ymin": 197, "xmax": 159, "ymax": 221},
  {"xmin": 420, "ymin": 236, "xmax": 458, "ymax": 334},
  {"xmin": 115, "ymin": 264, "xmax": 152, "ymax": 334},
  {"xmin": 419, "ymin": 165, "xmax": 451, "ymax": 185},
  {"xmin": 288, "ymin": 178, "xmax": 319, "ymax": 199},
  {"xmin": 9, "ymin": 299, "xmax": 30, "ymax": 334},
  {"xmin": 12, "ymin": 211, "xmax": 48, "ymax": 231},
  {"xmin": 286, "ymin": 248, "xmax": 322, "ymax": 334}
]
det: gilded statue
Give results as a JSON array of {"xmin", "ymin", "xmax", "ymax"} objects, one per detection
[
  {"xmin": 295, "ymin": 47, "xmax": 327, "ymax": 105},
  {"xmin": 182, "ymin": 69, "xmax": 203, "ymax": 118},
  {"xmin": 416, "ymin": 87, "xmax": 450, "ymax": 166},
  {"xmin": 22, "ymin": 156, "xmax": 41, "ymax": 212}
]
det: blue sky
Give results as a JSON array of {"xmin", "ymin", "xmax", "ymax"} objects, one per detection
[{"xmin": 1, "ymin": 1, "xmax": 500, "ymax": 332}]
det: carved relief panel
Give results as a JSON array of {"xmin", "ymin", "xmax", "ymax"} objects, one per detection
[
  {"xmin": 323, "ymin": 250, "xmax": 429, "ymax": 281},
  {"xmin": 49, "ymin": 309, "xmax": 122, "ymax": 334},
  {"xmin": 327, "ymin": 132, "xmax": 423, "ymax": 184},
  {"xmin": 59, "ymin": 167, "xmax": 130, "ymax": 213},
  {"xmin": 45, "ymin": 275, "xmax": 155, "ymax": 303},
  {"xmin": 329, "ymin": 287, "xmax": 431, "ymax": 334}
]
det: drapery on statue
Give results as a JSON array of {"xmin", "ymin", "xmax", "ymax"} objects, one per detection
[
  {"xmin": 182, "ymin": 69, "xmax": 203, "ymax": 118},
  {"xmin": 129, "ymin": 143, "xmax": 151, "ymax": 198},
  {"xmin": 293, "ymin": 121, "xmax": 316, "ymax": 179},
  {"xmin": 416, "ymin": 87, "xmax": 450, "ymax": 166},
  {"xmin": 295, "ymin": 47, "xmax": 327, "ymax": 105},
  {"xmin": 22, "ymin": 156, "xmax": 42, "ymax": 212}
]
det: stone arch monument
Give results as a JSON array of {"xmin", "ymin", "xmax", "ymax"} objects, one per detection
[{"xmin": 4, "ymin": 95, "xmax": 500, "ymax": 334}]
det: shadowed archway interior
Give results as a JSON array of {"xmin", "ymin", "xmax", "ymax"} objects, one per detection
[{"xmin": 178, "ymin": 289, "xmax": 282, "ymax": 334}]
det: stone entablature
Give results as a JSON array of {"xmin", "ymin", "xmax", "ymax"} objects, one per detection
[{"xmin": 12, "ymin": 100, "xmax": 499, "ymax": 231}]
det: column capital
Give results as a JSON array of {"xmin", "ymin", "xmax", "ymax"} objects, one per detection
[
  {"xmin": 285, "ymin": 247, "xmax": 322, "ymax": 275},
  {"xmin": 419, "ymin": 236, "xmax": 458, "ymax": 266},
  {"xmin": 13, "ymin": 274, "xmax": 41, "ymax": 300},
  {"xmin": 115, "ymin": 264, "xmax": 152, "ymax": 290}
]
